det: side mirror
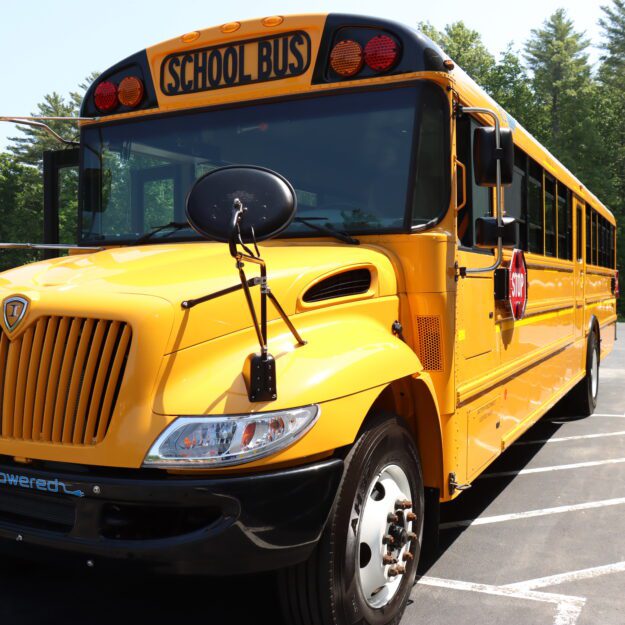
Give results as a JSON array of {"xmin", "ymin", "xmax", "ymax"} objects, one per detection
[
  {"xmin": 473, "ymin": 127, "xmax": 514, "ymax": 187},
  {"xmin": 185, "ymin": 165, "xmax": 297, "ymax": 244},
  {"xmin": 475, "ymin": 216, "xmax": 519, "ymax": 249}
]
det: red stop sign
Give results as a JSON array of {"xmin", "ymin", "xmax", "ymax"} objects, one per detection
[{"xmin": 508, "ymin": 249, "xmax": 528, "ymax": 320}]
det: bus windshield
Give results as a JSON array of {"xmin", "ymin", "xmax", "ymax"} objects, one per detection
[{"xmin": 80, "ymin": 82, "xmax": 449, "ymax": 244}]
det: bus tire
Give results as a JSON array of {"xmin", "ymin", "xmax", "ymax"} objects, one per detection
[
  {"xmin": 568, "ymin": 329, "xmax": 600, "ymax": 417},
  {"xmin": 279, "ymin": 413, "xmax": 424, "ymax": 625}
]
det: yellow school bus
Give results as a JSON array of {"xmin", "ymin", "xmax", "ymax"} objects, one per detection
[{"xmin": 0, "ymin": 13, "xmax": 619, "ymax": 625}]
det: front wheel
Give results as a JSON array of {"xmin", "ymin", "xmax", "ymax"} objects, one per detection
[{"xmin": 279, "ymin": 414, "xmax": 424, "ymax": 625}]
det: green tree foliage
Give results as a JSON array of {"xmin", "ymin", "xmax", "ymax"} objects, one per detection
[
  {"xmin": 0, "ymin": 73, "xmax": 98, "ymax": 269},
  {"xmin": 0, "ymin": 153, "xmax": 44, "ymax": 269},
  {"xmin": 523, "ymin": 9, "xmax": 609, "ymax": 196},
  {"xmin": 425, "ymin": 10, "xmax": 623, "ymax": 315},
  {"xmin": 422, "ymin": 23, "xmax": 544, "ymax": 139},
  {"xmin": 419, "ymin": 21, "xmax": 495, "ymax": 85},
  {"xmin": 599, "ymin": 0, "xmax": 625, "ymax": 311}
]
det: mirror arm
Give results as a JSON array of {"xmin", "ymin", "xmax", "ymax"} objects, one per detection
[
  {"xmin": 228, "ymin": 199, "xmax": 306, "ymax": 351},
  {"xmin": 456, "ymin": 106, "xmax": 504, "ymax": 276},
  {"xmin": 0, "ymin": 116, "xmax": 96, "ymax": 146}
]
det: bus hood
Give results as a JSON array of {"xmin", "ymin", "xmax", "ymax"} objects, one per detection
[{"xmin": 0, "ymin": 241, "xmax": 398, "ymax": 353}]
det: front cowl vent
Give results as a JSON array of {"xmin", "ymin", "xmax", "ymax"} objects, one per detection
[{"xmin": 303, "ymin": 269, "xmax": 372, "ymax": 303}]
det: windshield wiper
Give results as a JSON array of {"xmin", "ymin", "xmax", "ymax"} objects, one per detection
[
  {"xmin": 132, "ymin": 221, "xmax": 191, "ymax": 245},
  {"xmin": 294, "ymin": 217, "xmax": 359, "ymax": 245}
]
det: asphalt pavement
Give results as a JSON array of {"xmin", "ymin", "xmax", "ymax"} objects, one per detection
[{"xmin": 0, "ymin": 324, "xmax": 623, "ymax": 625}]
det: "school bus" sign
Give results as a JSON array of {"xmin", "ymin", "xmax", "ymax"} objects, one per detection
[{"xmin": 160, "ymin": 31, "xmax": 311, "ymax": 96}]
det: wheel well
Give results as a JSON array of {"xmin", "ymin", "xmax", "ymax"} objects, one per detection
[{"xmin": 366, "ymin": 377, "xmax": 444, "ymax": 493}]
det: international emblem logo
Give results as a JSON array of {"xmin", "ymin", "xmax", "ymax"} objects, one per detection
[{"xmin": 3, "ymin": 295, "xmax": 29, "ymax": 332}]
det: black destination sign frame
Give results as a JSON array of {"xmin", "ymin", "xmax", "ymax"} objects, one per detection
[{"xmin": 160, "ymin": 31, "xmax": 312, "ymax": 96}]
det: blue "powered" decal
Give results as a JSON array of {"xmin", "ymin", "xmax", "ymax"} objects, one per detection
[{"xmin": 0, "ymin": 471, "xmax": 85, "ymax": 498}]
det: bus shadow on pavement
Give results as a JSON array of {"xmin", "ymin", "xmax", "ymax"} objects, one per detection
[
  {"xmin": 1, "ymin": 400, "xmax": 579, "ymax": 625},
  {"xmin": 1, "ymin": 559, "xmax": 280, "ymax": 625},
  {"xmin": 418, "ymin": 397, "xmax": 574, "ymax": 573}
]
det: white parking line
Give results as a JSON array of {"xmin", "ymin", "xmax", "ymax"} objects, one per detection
[
  {"xmin": 549, "ymin": 414, "xmax": 624, "ymax": 423},
  {"xmin": 416, "ymin": 576, "xmax": 585, "ymax": 625},
  {"xmin": 515, "ymin": 430, "xmax": 625, "ymax": 445},
  {"xmin": 504, "ymin": 561, "xmax": 625, "ymax": 591},
  {"xmin": 480, "ymin": 456, "xmax": 625, "ymax": 479},
  {"xmin": 439, "ymin": 497, "xmax": 625, "ymax": 530}
]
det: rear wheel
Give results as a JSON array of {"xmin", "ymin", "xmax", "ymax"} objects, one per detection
[
  {"xmin": 567, "ymin": 329, "xmax": 600, "ymax": 417},
  {"xmin": 279, "ymin": 414, "xmax": 424, "ymax": 625}
]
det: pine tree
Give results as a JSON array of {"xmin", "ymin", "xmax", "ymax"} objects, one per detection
[
  {"xmin": 598, "ymin": 1, "xmax": 625, "ymax": 312},
  {"xmin": 8, "ymin": 73, "xmax": 99, "ymax": 168},
  {"xmin": 524, "ymin": 10, "xmax": 599, "ymax": 183}
]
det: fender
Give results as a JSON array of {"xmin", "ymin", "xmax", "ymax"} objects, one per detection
[
  {"xmin": 154, "ymin": 298, "xmax": 422, "ymax": 416},
  {"xmin": 586, "ymin": 313, "xmax": 599, "ymax": 339}
]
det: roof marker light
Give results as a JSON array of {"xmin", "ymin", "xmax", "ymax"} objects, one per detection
[
  {"xmin": 181, "ymin": 31, "xmax": 200, "ymax": 43},
  {"xmin": 221, "ymin": 22, "xmax": 241, "ymax": 33},
  {"xmin": 262, "ymin": 16, "xmax": 284, "ymax": 27}
]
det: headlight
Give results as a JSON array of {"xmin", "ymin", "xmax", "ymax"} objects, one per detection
[{"xmin": 143, "ymin": 405, "xmax": 320, "ymax": 468}]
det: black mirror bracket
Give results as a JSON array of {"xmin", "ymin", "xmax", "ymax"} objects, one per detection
[
  {"xmin": 456, "ymin": 105, "xmax": 505, "ymax": 277},
  {"xmin": 227, "ymin": 198, "xmax": 306, "ymax": 402}
]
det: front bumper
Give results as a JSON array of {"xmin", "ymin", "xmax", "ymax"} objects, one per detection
[{"xmin": 0, "ymin": 457, "xmax": 343, "ymax": 575}]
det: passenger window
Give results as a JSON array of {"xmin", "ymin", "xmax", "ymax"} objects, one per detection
[
  {"xmin": 544, "ymin": 176, "xmax": 556, "ymax": 257},
  {"xmin": 557, "ymin": 185, "xmax": 571, "ymax": 260},
  {"xmin": 504, "ymin": 148, "xmax": 527, "ymax": 251},
  {"xmin": 576, "ymin": 205, "xmax": 583, "ymax": 262},
  {"xmin": 528, "ymin": 160, "xmax": 543, "ymax": 255},
  {"xmin": 586, "ymin": 209, "xmax": 592, "ymax": 264},
  {"xmin": 592, "ymin": 213, "xmax": 596, "ymax": 265},
  {"xmin": 412, "ymin": 84, "xmax": 451, "ymax": 226},
  {"xmin": 456, "ymin": 116, "xmax": 492, "ymax": 248}
]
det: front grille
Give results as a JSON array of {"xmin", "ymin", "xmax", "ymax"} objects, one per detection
[{"xmin": 0, "ymin": 317, "xmax": 132, "ymax": 446}]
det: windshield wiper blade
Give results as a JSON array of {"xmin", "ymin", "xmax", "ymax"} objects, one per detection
[
  {"xmin": 294, "ymin": 217, "xmax": 359, "ymax": 245},
  {"xmin": 132, "ymin": 221, "xmax": 190, "ymax": 245}
]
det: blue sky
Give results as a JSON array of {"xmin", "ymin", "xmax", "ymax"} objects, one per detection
[{"xmin": 0, "ymin": 0, "xmax": 606, "ymax": 150}]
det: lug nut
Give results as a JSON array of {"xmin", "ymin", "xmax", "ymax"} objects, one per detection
[
  {"xmin": 406, "ymin": 512, "xmax": 417, "ymax": 521},
  {"xmin": 402, "ymin": 551, "xmax": 414, "ymax": 561},
  {"xmin": 407, "ymin": 531, "xmax": 417, "ymax": 541},
  {"xmin": 395, "ymin": 499, "xmax": 412, "ymax": 510},
  {"xmin": 388, "ymin": 565, "xmax": 406, "ymax": 577},
  {"xmin": 383, "ymin": 555, "xmax": 398, "ymax": 565},
  {"xmin": 382, "ymin": 534, "xmax": 395, "ymax": 545},
  {"xmin": 387, "ymin": 513, "xmax": 399, "ymax": 523}
]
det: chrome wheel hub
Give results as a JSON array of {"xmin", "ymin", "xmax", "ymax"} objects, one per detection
[{"xmin": 356, "ymin": 464, "xmax": 416, "ymax": 608}]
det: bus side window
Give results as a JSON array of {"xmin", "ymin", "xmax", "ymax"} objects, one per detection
[
  {"xmin": 593, "ymin": 212, "xmax": 599, "ymax": 266},
  {"xmin": 544, "ymin": 175, "xmax": 556, "ymax": 257},
  {"xmin": 556, "ymin": 185, "xmax": 572, "ymax": 261},
  {"xmin": 504, "ymin": 147, "xmax": 527, "ymax": 251},
  {"xmin": 527, "ymin": 159, "xmax": 543, "ymax": 255},
  {"xmin": 456, "ymin": 116, "xmax": 492, "ymax": 248},
  {"xmin": 586, "ymin": 208, "xmax": 592, "ymax": 264},
  {"xmin": 576, "ymin": 205, "xmax": 583, "ymax": 263}
]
